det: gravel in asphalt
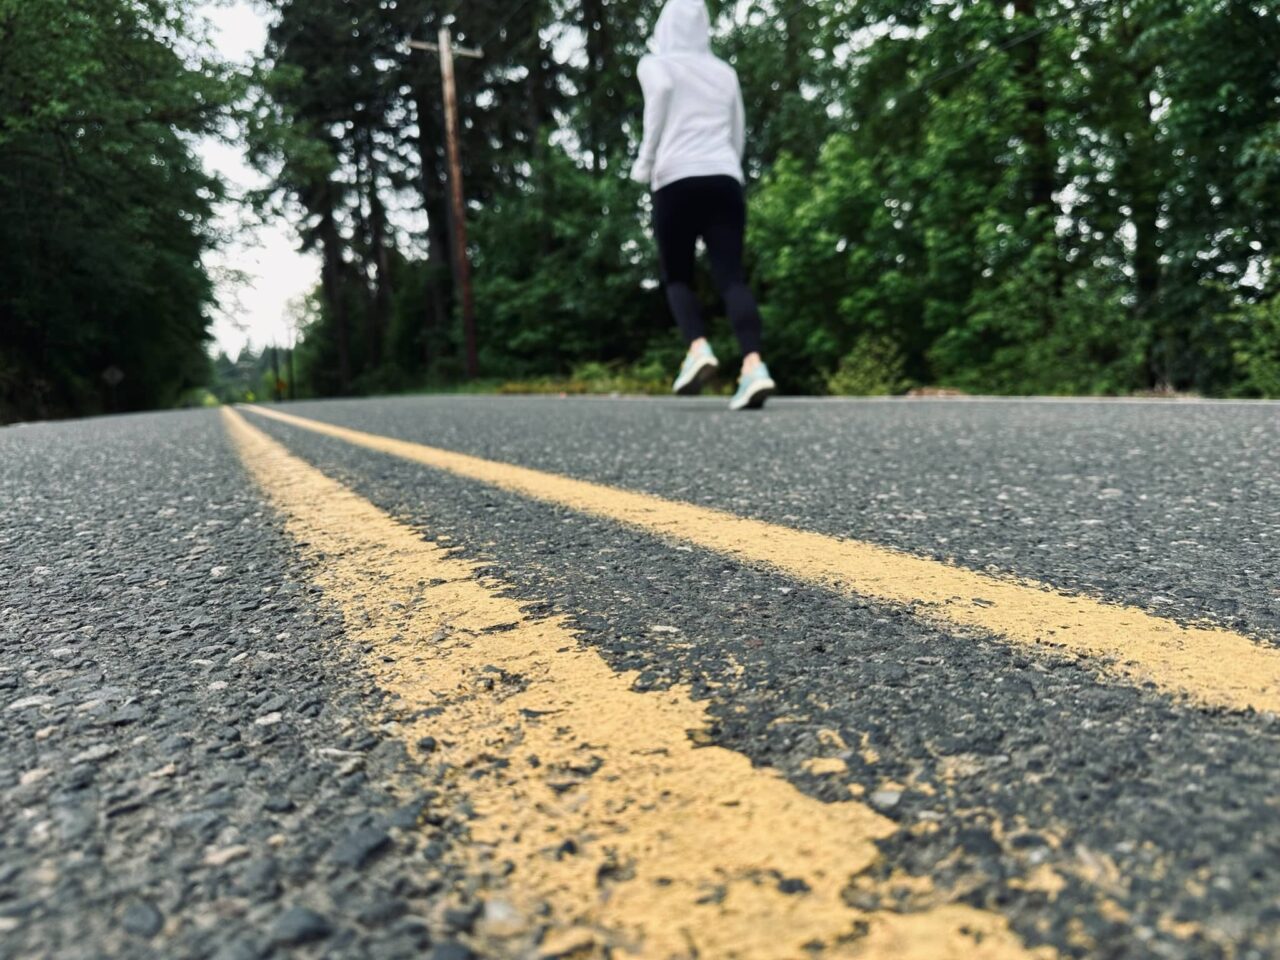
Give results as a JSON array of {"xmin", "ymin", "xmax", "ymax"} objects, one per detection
[
  {"xmin": 255, "ymin": 397, "xmax": 1280, "ymax": 643},
  {"xmin": 242, "ymin": 398, "xmax": 1280, "ymax": 960},
  {"xmin": 0, "ymin": 412, "xmax": 484, "ymax": 959},
  {"xmin": 3, "ymin": 397, "xmax": 1279, "ymax": 960}
]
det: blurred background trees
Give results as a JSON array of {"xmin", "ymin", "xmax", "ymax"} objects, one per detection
[
  {"xmin": 3, "ymin": 0, "xmax": 1279, "ymax": 421},
  {"xmin": 237, "ymin": 0, "xmax": 1280, "ymax": 398}
]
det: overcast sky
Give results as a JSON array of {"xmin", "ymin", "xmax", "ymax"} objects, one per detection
[{"xmin": 200, "ymin": 2, "xmax": 317, "ymax": 358}]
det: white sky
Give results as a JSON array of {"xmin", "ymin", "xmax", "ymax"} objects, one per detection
[{"xmin": 200, "ymin": 2, "xmax": 317, "ymax": 358}]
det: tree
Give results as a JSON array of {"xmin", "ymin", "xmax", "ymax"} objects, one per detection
[{"xmin": 0, "ymin": 0, "xmax": 234, "ymax": 422}]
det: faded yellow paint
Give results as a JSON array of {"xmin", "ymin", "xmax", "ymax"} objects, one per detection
[
  {"xmin": 241, "ymin": 405, "xmax": 1280, "ymax": 715},
  {"xmin": 817, "ymin": 728, "xmax": 848, "ymax": 751},
  {"xmin": 858, "ymin": 732, "xmax": 881, "ymax": 767},
  {"xmin": 1070, "ymin": 846, "xmax": 1127, "ymax": 898},
  {"xmin": 938, "ymin": 753, "xmax": 987, "ymax": 783},
  {"xmin": 767, "ymin": 714, "xmax": 807, "ymax": 728},
  {"xmin": 802, "ymin": 757, "xmax": 849, "ymax": 776},
  {"xmin": 1097, "ymin": 899, "xmax": 1132, "ymax": 925},
  {"xmin": 1156, "ymin": 915, "xmax": 1203, "ymax": 941},
  {"xmin": 225, "ymin": 409, "xmax": 1049, "ymax": 960},
  {"xmin": 1010, "ymin": 865, "xmax": 1067, "ymax": 900}
]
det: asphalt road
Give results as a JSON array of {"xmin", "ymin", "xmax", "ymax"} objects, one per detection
[{"xmin": 3, "ymin": 395, "xmax": 1278, "ymax": 960}]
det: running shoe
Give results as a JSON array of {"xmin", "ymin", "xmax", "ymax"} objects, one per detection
[
  {"xmin": 672, "ymin": 342, "xmax": 720, "ymax": 395},
  {"xmin": 729, "ymin": 362, "xmax": 777, "ymax": 411}
]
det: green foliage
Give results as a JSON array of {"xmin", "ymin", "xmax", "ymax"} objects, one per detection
[
  {"xmin": 250, "ymin": 0, "xmax": 1280, "ymax": 400},
  {"xmin": 1223, "ymin": 265, "xmax": 1280, "ymax": 398},
  {"xmin": 1231, "ymin": 307, "xmax": 1280, "ymax": 399},
  {"xmin": 745, "ymin": 0, "xmax": 1280, "ymax": 397},
  {"xmin": 0, "ymin": 0, "xmax": 235, "ymax": 422},
  {"xmin": 825, "ymin": 337, "xmax": 909, "ymax": 397},
  {"xmin": 498, "ymin": 359, "xmax": 672, "ymax": 396},
  {"xmin": 472, "ymin": 146, "xmax": 666, "ymax": 378}
]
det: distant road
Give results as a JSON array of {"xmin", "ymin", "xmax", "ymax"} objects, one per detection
[{"xmin": 3, "ymin": 396, "xmax": 1278, "ymax": 959}]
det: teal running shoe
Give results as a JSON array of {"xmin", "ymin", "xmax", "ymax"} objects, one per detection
[
  {"xmin": 672, "ymin": 342, "xmax": 720, "ymax": 395},
  {"xmin": 729, "ymin": 362, "xmax": 777, "ymax": 411}
]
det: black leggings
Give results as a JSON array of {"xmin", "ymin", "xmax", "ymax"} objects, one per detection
[{"xmin": 653, "ymin": 175, "xmax": 763, "ymax": 357}]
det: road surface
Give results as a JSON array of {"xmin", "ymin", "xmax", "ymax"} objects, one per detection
[{"xmin": 2, "ymin": 396, "xmax": 1278, "ymax": 960}]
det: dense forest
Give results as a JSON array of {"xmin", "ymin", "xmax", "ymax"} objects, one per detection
[
  {"xmin": 2, "ymin": 1, "xmax": 1279, "ymax": 422},
  {"xmin": 0, "ymin": 0, "xmax": 234, "ymax": 422}
]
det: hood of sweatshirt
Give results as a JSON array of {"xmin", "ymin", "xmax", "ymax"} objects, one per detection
[{"xmin": 653, "ymin": 0, "xmax": 712, "ymax": 56}]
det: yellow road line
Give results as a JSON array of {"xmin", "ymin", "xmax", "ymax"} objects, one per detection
[
  {"xmin": 225, "ymin": 408, "xmax": 1048, "ymax": 959},
  {"xmin": 241, "ymin": 404, "xmax": 1280, "ymax": 715}
]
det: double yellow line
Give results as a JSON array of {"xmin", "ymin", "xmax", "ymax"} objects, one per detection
[
  {"xmin": 226, "ymin": 407, "xmax": 1050, "ymax": 959},
  {"xmin": 242, "ymin": 403, "xmax": 1280, "ymax": 716},
  {"xmin": 227, "ymin": 404, "xmax": 1277, "ymax": 958}
]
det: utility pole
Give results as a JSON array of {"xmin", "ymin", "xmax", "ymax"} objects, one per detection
[{"xmin": 410, "ymin": 28, "xmax": 482, "ymax": 379}]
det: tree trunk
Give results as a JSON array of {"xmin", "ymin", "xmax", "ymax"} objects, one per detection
[
  {"xmin": 1131, "ymin": 99, "xmax": 1161, "ymax": 314},
  {"xmin": 316, "ymin": 193, "xmax": 351, "ymax": 393},
  {"xmin": 360, "ymin": 131, "xmax": 390, "ymax": 371},
  {"xmin": 1011, "ymin": 0, "xmax": 1061, "ymax": 312},
  {"xmin": 415, "ymin": 81, "xmax": 452, "ymax": 369},
  {"xmin": 1012, "ymin": 0, "xmax": 1056, "ymax": 222},
  {"xmin": 529, "ymin": 8, "xmax": 553, "ymax": 255},
  {"xmin": 1115, "ymin": 12, "xmax": 1164, "ymax": 387},
  {"xmin": 1130, "ymin": 88, "xmax": 1164, "ymax": 387},
  {"xmin": 367, "ymin": 184, "xmax": 391, "ymax": 371}
]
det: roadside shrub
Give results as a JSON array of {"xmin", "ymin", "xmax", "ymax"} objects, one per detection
[{"xmin": 825, "ymin": 335, "xmax": 908, "ymax": 396}]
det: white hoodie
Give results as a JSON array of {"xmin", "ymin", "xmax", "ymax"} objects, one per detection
[{"xmin": 630, "ymin": 0, "xmax": 746, "ymax": 190}]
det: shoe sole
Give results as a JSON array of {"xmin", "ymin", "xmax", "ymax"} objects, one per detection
[
  {"xmin": 730, "ymin": 379, "xmax": 777, "ymax": 411},
  {"xmin": 673, "ymin": 358, "xmax": 719, "ymax": 396}
]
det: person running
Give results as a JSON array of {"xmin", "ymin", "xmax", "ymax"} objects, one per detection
[{"xmin": 631, "ymin": 0, "xmax": 776, "ymax": 411}]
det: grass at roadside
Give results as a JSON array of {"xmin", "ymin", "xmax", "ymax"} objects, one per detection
[{"xmin": 496, "ymin": 360, "xmax": 730, "ymax": 397}]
